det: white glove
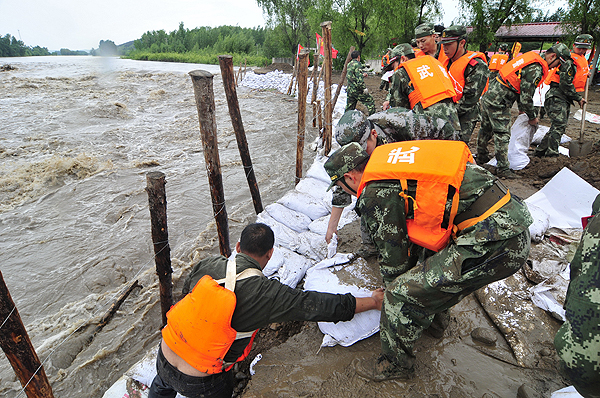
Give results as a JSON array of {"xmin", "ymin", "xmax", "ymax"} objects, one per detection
[{"xmin": 363, "ymin": 88, "xmax": 369, "ymax": 95}]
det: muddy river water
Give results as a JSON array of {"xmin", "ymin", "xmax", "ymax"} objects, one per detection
[{"xmin": 0, "ymin": 56, "xmax": 317, "ymax": 397}]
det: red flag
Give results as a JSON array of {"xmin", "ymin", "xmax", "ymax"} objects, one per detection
[
  {"xmin": 316, "ymin": 33, "xmax": 324, "ymax": 56},
  {"xmin": 332, "ymin": 45, "xmax": 338, "ymax": 59},
  {"xmin": 296, "ymin": 44, "xmax": 304, "ymax": 61}
]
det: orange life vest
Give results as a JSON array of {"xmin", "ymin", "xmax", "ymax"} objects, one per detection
[
  {"xmin": 544, "ymin": 53, "xmax": 589, "ymax": 92},
  {"xmin": 162, "ymin": 259, "xmax": 260, "ymax": 374},
  {"xmin": 437, "ymin": 45, "xmax": 449, "ymax": 65},
  {"xmin": 400, "ymin": 56, "xmax": 456, "ymax": 109},
  {"xmin": 498, "ymin": 51, "xmax": 549, "ymax": 94},
  {"xmin": 356, "ymin": 140, "xmax": 474, "ymax": 252},
  {"xmin": 414, "ymin": 48, "xmax": 426, "ymax": 58},
  {"xmin": 447, "ymin": 51, "xmax": 488, "ymax": 102},
  {"xmin": 381, "ymin": 53, "xmax": 390, "ymax": 68},
  {"xmin": 488, "ymin": 53, "xmax": 509, "ymax": 71}
]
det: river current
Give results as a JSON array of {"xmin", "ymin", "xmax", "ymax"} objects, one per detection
[{"xmin": 0, "ymin": 56, "xmax": 317, "ymax": 397}]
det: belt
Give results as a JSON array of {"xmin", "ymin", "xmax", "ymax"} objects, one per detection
[{"xmin": 453, "ymin": 180, "xmax": 511, "ymax": 231}]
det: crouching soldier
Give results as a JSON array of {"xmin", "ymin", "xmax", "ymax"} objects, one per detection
[{"xmin": 324, "ymin": 141, "xmax": 532, "ymax": 380}]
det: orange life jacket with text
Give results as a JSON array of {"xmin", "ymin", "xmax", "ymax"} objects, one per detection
[
  {"xmin": 162, "ymin": 259, "xmax": 260, "ymax": 374},
  {"xmin": 498, "ymin": 51, "xmax": 548, "ymax": 94},
  {"xmin": 400, "ymin": 56, "xmax": 456, "ymax": 109},
  {"xmin": 448, "ymin": 51, "xmax": 488, "ymax": 102},
  {"xmin": 488, "ymin": 53, "xmax": 509, "ymax": 71},
  {"xmin": 547, "ymin": 53, "xmax": 590, "ymax": 92},
  {"xmin": 356, "ymin": 140, "xmax": 474, "ymax": 252},
  {"xmin": 437, "ymin": 45, "xmax": 449, "ymax": 65}
]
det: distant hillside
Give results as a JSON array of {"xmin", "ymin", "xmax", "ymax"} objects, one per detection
[{"xmin": 117, "ymin": 40, "xmax": 135, "ymax": 55}]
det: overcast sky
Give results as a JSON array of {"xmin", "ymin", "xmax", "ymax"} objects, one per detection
[{"xmin": 0, "ymin": 0, "xmax": 561, "ymax": 52}]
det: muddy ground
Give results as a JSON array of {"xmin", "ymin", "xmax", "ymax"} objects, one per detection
[{"xmin": 234, "ymin": 73, "xmax": 600, "ymax": 397}]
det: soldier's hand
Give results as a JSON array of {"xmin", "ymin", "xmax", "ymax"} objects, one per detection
[
  {"xmin": 363, "ymin": 88, "xmax": 369, "ymax": 95},
  {"xmin": 528, "ymin": 117, "xmax": 539, "ymax": 126},
  {"xmin": 371, "ymin": 288, "xmax": 385, "ymax": 311},
  {"xmin": 363, "ymin": 72, "xmax": 368, "ymax": 77},
  {"xmin": 579, "ymin": 98, "xmax": 587, "ymax": 108},
  {"xmin": 382, "ymin": 100, "xmax": 390, "ymax": 110}
]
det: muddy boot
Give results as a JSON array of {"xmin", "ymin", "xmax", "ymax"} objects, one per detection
[
  {"xmin": 353, "ymin": 354, "xmax": 414, "ymax": 382},
  {"xmin": 424, "ymin": 310, "xmax": 449, "ymax": 339},
  {"xmin": 497, "ymin": 169, "xmax": 521, "ymax": 180},
  {"xmin": 356, "ymin": 244, "xmax": 378, "ymax": 259},
  {"xmin": 476, "ymin": 153, "xmax": 490, "ymax": 165}
]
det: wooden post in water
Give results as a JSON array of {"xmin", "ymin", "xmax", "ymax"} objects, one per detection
[
  {"xmin": 219, "ymin": 55, "xmax": 263, "ymax": 214},
  {"xmin": 317, "ymin": 100, "xmax": 323, "ymax": 133},
  {"xmin": 321, "ymin": 21, "xmax": 333, "ymax": 155},
  {"xmin": 145, "ymin": 171, "xmax": 173, "ymax": 328},
  {"xmin": 295, "ymin": 50, "xmax": 310, "ymax": 185},
  {"xmin": 189, "ymin": 70, "xmax": 232, "ymax": 258},
  {"xmin": 332, "ymin": 46, "xmax": 355, "ymax": 110},
  {"xmin": 0, "ymin": 271, "xmax": 54, "ymax": 398},
  {"xmin": 311, "ymin": 53, "xmax": 319, "ymax": 128}
]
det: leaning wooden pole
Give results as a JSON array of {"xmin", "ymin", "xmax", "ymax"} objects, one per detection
[
  {"xmin": 0, "ymin": 271, "xmax": 54, "ymax": 398},
  {"xmin": 295, "ymin": 50, "xmax": 310, "ymax": 185},
  {"xmin": 287, "ymin": 61, "xmax": 298, "ymax": 95},
  {"xmin": 189, "ymin": 70, "xmax": 232, "ymax": 258},
  {"xmin": 332, "ymin": 46, "xmax": 355, "ymax": 110},
  {"xmin": 317, "ymin": 100, "xmax": 323, "ymax": 133},
  {"xmin": 321, "ymin": 21, "xmax": 333, "ymax": 155},
  {"xmin": 219, "ymin": 55, "xmax": 263, "ymax": 214},
  {"xmin": 145, "ymin": 171, "xmax": 173, "ymax": 328},
  {"xmin": 311, "ymin": 53, "xmax": 320, "ymax": 127}
]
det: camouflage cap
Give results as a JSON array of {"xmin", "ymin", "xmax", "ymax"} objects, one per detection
[
  {"xmin": 335, "ymin": 110, "xmax": 369, "ymax": 147},
  {"xmin": 383, "ymin": 44, "xmax": 414, "ymax": 71},
  {"xmin": 324, "ymin": 143, "xmax": 369, "ymax": 191},
  {"xmin": 593, "ymin": 193, "xmax": 600, "ymax": 216},
  {"xmin": 440, "ymin": 25, "xmax": 467, "ymax": 43},
  {"xmin": 498, "ymin": 43, "xmax": 508, "ymax": 51},
  {"xmin": 551, "ymin": 42, "xmax": 572, "ymax": 61},
  {"xmin": 575, "ymin": 34, "xmax": 593, "ymax": 49},
  {"xmin": 415, "ymin": 23, "xmax": 435, "ymax": 39}
]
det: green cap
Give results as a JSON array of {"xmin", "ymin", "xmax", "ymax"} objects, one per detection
[
  {"xmin": 575, "ymin": 34, "xmax": 593, "ymax": 49},
  {"xmin": 335, "ymin": 110, "xmax": 369, "ymax": 147},
  {"xmin": 415, "ymin": 23, "xmax": 435, "ymax": 39},
  {"xmin": 551, "ymin": 42, "xmax": 572, "ymax": 61},
  {"xmin": 383, "ymin": 44, "xmax": 414, "ymax": 71},
  {"xmin": 324, "ymin": 143, "xmax": 369, "ymax": 191},
  {"xmin": 440, "ymin": 25, "xmax": 467, "ymax": 43}
]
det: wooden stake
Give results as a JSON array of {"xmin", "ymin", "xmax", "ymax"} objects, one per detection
[
  {"xmin": 219, "ymin": 55, "xmax": 264, "ymax": 214},
  {"xmin": 311, "ymin": 53, "xmax": 319, "ymax": 127},
  {"xmin": 145, "ymin": 171, "xmax": 173, "ymax": 327},
  {"xmin": 332, "ymin": 46, "xmax": 355, "ymax": 110},
  {"xmin": 317, "ymin": 99, "xmax": 323, "ymax": 133},
  {"xmin": 189, "ymin": 70, "xmax": 231, "ymax": 258},
  {"xmin": 321, "ymin": 21, "xmax": 333, "ymax": 155},
  {"xmin": 92, "ymin": 280, "xmax": 141, "ymax": 337},
  {"xmin": 287, "ymin": 61, "xmax": 298, "ymax": 95},
  {"xmin": 296, "ymin": 50, "xmax": 310, "ymax": 185},
  {"xmin": 0, "ymin": 271, "xmax": 54, "ymax": 398}
]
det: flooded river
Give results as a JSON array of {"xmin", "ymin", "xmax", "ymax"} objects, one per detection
[{"xmin": 0, "ymin": 55, "xmax": 316, "ymax": 397}]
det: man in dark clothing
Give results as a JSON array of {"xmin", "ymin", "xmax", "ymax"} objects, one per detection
[{"xmin": 148, "ymin": 223, "xmax": 384, "ymax": 398}]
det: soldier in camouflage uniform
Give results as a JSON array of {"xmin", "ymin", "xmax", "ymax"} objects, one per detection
[
  {"xmin": 554, "ymin": 194, "xmax": 600, "ymax": 398},
  {"xmin": 441, "ymin": 25, "xmax": 490, "ymax": 143},
  {"xmin": 346, "ymin": 51, "xmax": 376, "ymax": 115},
  {"xmin": 382, "ymin": 43, "xmax": 462, "ymax": 134},
  {"xmin": 477, "ymin": 49, "xmax": 560, "ymax": 179},
  {"xmin": 536, "ymin": 43, "xmax": 586, "ymax": 157},
  {"xmin": 326, "ymin": 108, "xmax": 458, "ymax": 249},
  {"xmin": 415, "ymin": 23, "xmax": 444, "ymax": 59},
  {"xmin": 324, "ymin": 142, "xmax": 532, "ymax": 381}
]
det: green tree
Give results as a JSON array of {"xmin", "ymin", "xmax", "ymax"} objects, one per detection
[
  {"xmin": 563, "ymin": 0, "xmax": 600, "ymax": 44},
  {"xmin": 257, "ymin": 0, "xmax": 313, "ymax": 56},
  {"xmin": 98, "ymin": 40, "xmax": 118, "ymax": 56},
  {"xmin": 458, "ymin": 0, "xmax": 538, "ymax": 52}
]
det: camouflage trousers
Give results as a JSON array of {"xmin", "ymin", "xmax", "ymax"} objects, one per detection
[
  {"xmin": 380, "ymin": 229, "xmax": 530, "ymax": 366},
  {"xmin": 346, "ymin": 92, "xmax": 376, "ymax": 115},
  {"xmin": 477, "ymin": 99, "xmax": 512, "ymax": 172},
  {"xmin": 536, "ymin": 97, "xmax": 569, "ymax": 157},
  {"xmin": 459, "ymin": 115, "xmax": 479, "ymax": 144}
]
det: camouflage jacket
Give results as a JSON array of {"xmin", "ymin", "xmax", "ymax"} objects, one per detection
[
  {"xmin": 545, "ymin": 58, "xmax": 582, "ymax": 104},
  {"xmin": 448, "ymin": 56, "xmax": 489, "ymax": 119},
  {"xmin": 346, "ymin": 59, "xmax": 367, "ymax": 93},
  {"xmin": 356, "ymin": 163, "xmax": 533, "ymax": 282},
  {"xmin": 485, "ymin": 63, "xmax": 544, "ymax": 120}
]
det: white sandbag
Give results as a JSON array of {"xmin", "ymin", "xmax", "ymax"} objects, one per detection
[
  {"xmin": 526, "ymin": 202, "xmax": 550, "ymax": 242},
  {"xmin": 262, "ymin": 246, "xmax": 285, "ymax": 277},
  {"xmin": 295, "ymin": 177, "xmax": 330, "ymax": 200},
  {"xmin": 277, "ymin": 190, "xmax": 330, "ymax": 221},
  {"xmin": 508, "ymin": 113, "xmax": 536, "ymax": 170},
  {"xmin": 551, "ymin": 386, "xmax": 584, "ymax": 398},
  {"xmin": 531, "ymin": 125, "xmax": 570, "ymax": 146},
  {"xmin": 304, "ymin": 254, "xmax": 380, "ymax": 347},
  {"xmin": 308, "ymin": 205, "xmax": 359, "ymax": 236},
  {"xmin": 265, "ymin": 203, "xmax": 312, "ymax": 233},
  {"xmin": 290, "ymin": 230, "xmax": 329, "ymax": 261},
  {"xmin": 256, "ymin": 211, "xmax": 299, "ymax": 249},
  {"xmin": 529, "ymin": 264, "xmax": 570, "ymax": 322},
  {"xmin": 269, "ymin": 246, "xmax": 314, "ymax": 288},
  {"xmin": 305, "ymin": 159, "xmax": 331, "ymax": 184}
]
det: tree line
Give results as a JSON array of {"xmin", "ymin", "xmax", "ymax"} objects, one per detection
[{"xmin": 0, "ymin": 34, "xmax": 50, "ymax": 57}]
